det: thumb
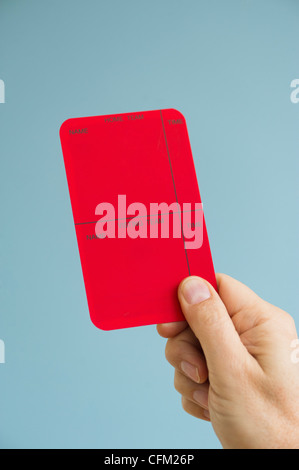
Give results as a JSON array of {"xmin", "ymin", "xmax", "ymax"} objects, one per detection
[{"xmin": 178, "ymin": 276, "xmax": 249, "ymax": 384}]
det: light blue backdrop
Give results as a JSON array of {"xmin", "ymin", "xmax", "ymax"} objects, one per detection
[{"xmin": 0, "ymin": 0, "xmax": 298, "ymax": 449}]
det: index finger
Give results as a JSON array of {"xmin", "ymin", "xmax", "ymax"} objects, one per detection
[{"xmin": 156, "ymin": 320, "xmax": 188, "ymax": 338}]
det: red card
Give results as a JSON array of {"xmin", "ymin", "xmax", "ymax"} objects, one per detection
[{"xmin": 60, "ymin": 109, "xmax": 216, "ymax": 330}]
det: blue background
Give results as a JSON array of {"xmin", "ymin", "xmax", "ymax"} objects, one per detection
[{"xmin": 0, "ymin": 0, "xmax": 298, "ymax": 449}]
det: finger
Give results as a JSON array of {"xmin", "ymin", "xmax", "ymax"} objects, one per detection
[
  {"xmin": 166, "ymin": 332, "xmax": 208, "ymax": 383},
  {"xmin": 216, "ymin": 274, "xmax": 298, "ymax": 374},
  {"xmin": 216, "ymin": 273, "xmax": 263, "ymax": 319},
  {"xmin": 157, "ymin": 320, "xmax": 188, "ymax": 338},
  {"xmin": 178, "ymin": 276, "xmax": 250, "ymax": 385},
  {"xmin": 181, "ymin": 397, "xmax": 210, "ymax": 421},
  {"xmin": 174, "ymin": 370, "xmax": 209, "ymax": 409}
]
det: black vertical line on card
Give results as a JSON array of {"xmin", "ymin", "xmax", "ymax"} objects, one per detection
[{"xmin": 160, "ymin": 110, "xmax": 191, "ymax": 276}]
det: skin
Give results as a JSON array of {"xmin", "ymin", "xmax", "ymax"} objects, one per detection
[{"xmin": 157, "ymin": 274, "xmax": 299, "ymax": 449}]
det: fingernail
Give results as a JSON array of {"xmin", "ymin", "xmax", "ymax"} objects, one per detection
[
  {"xmin": 181, "ymin": 278, "xmax": 211, "ymax": 305},
  {"xmin": 193, "ymin": 389, "xmax": 208, "ymax": 408},
  {"xmin": 181, "ymin": 361, "xmax": 200, "ymax": 383}
]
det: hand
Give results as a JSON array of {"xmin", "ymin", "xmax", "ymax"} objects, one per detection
[{"xmin": 157, "ymin": 274, "xmax": 299, "ymax": 449}]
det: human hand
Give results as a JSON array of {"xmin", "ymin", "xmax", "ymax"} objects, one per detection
[{"xmin": 157, "ymin": 274, "xmax": 299, "ymax": 449}]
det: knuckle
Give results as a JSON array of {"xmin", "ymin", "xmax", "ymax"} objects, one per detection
[
  {"xmin": 284, "ymin": 312, "xmax": 296, "ymax": 330},
  {"xmin": 173, "ymin": 370, "xmax": 182, "ymax": 393},
  {"xmin": 272, "ymin": 308, "xmax": 298, "ymax": 336},
  {"xmin": 264, "ymin": 302, "xmax": 296, "ymax": 331},
  {"xmin": 165, "ymin": 338, "xmax": 175, "ymax": 364},
  {"xmin": 181, "ymin": 396, "xmax": 188, "ymax": 412},
  {"xmin": 165, "ymin": 337, "xmax": 185, "ymax": 366}
]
